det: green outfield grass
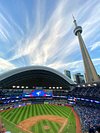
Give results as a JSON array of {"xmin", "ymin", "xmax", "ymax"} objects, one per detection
[{"xmin": 0, "ymin": 104, "xmax": 76, "ymax": 133}]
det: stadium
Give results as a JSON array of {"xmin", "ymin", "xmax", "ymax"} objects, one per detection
[
  {"xmin": 0, "ymin": 66, "xmax": 100, "ymax": 133},
  {"xmin": 0, "ymin": 1, "xmax": 100, "ymax": 133}
]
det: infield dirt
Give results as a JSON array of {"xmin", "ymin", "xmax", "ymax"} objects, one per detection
[{"xmin": 17, "ymin": 115, "xmax": 68, "ymax": 133}]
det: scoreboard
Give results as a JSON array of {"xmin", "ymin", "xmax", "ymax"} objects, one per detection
[{"xmin": 22, "ymin": 89, "xmax": 52, "ymax": 97}]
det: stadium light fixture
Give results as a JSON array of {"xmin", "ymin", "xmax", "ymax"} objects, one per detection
[
  {"xmin": 82, "ymin": 84, "xmax": 85, "ymax": 87},
  {"xmin": 17, "ymin": 86, "xmax": 20, "ymax": 88},
  {"xmin": 56, "ymin": 87, "xmax": 59, "ymax": 89},
  {"xmin": 12, "ymin": 86, "xmax": 16, "ymax": 88},
  {"xmin": 26, "ymin": 86, "xmax": 28, "ymax": 88},
  {"xmin": 77, "ymin": 85, "xmax": 80, "ymax": 87},
  {"xmin": 87, "ymin": 84, "xmax": 91, "ymax": 86},
  {"xmin": 93, "ymin": 83, "xmax": 97, "ymax": 86},
  {"xmin": 21, "ymin": 86, "xmax": 24, "ymax": 88}
]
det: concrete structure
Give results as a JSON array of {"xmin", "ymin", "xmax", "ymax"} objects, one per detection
[
  {"xmin": 73, "ymin": 16, "xmax": 100, "ymax": 83},
  {"xmin": 0, "ymin": 66, "xmax": 75, "ymax": 90},
  {"xmin": 73, "ymin": 73, "xmax": 85, "ymax": 84},
  {"xmin": 64, "ymin": 70, "xmax": 71, "ymax": 79}
]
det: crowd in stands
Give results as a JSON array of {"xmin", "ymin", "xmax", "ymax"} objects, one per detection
[
  {"xmin": 69, "ymin": 86, "xmax": 100, "ymax": 100},
  {"xmin": 49, "ymin": 99, "xmax": 68, "ymax": 105},
  {"xmin": 53, "ymin": 90, "xmax": 68, "ymax": 96},
  {"xmin": 0, "ymin": 89, "xmax": 23, "ymax": 97},
  {"xmin": 70, "ymin": 85, "xmax": 100, "ymax": 132},
  {"xmin": 74, "ymin": 105, "xmax": 100, "ymax": 133}
]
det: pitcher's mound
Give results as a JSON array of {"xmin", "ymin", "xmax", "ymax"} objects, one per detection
[{"xmin": 44, "ymin": 125, "xmax": 50, "ymax": 130}]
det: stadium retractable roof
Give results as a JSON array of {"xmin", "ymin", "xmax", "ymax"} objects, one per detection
[{"xmin": 0, "ymin": 66, "xmax": 75, "ymax": 89}]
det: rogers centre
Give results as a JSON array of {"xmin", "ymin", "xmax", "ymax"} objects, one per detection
[
  {"xmin": 0, "ymin": 66, "xmax": 75, "ymax": 103},
  {"xmin": 0, "ymin": 66, "xmax": 75, "ymax": 89}
]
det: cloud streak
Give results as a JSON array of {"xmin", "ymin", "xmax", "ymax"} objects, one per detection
[
  {"xmin": 48, "ymin": 58, "xmax": 100, "ymax": 75},
  {"xmin": 90, "ymin": 41, "xmax": 100, "ymax": 51},
  {"xmin": 0, "ymin": 58, "xmax": 16, "ymax": 74},
  {"xmin": 0, "ymin": 0, "xmax": 100, "ymax": 75}
]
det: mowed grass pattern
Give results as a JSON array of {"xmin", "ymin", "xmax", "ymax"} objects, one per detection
[{"xmin": 0, "ymin": 104, "xmax": 76, "ymax": 133}]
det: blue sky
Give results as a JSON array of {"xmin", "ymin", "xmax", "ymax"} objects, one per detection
[{"xmin": 0, "ymin": 0, "xmax": 100, "ymax": 77}]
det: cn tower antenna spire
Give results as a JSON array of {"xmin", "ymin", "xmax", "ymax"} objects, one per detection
[{"xmin": 72, "ymin": 14, "xmax": 77, "ymax": 27}]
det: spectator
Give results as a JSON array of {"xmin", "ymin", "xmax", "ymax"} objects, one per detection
[
  {"xmin": 89, "ymin": 125, "xmax": 95, "ymax": 133},
  {"xmin": 74, "ymin": 105, "xmax": 100, "ymax": 132}
]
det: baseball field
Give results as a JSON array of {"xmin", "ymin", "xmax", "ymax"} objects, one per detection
[{"xmin": 0, "ymin": 104, "xmax": 77, "ymax": 133}]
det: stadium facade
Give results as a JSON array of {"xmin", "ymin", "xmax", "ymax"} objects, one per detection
[{"xmin": 0, "ymin": 66, "xmax": 75, "ymax": 90}]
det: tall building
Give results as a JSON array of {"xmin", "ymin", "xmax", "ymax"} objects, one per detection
[
  {"xmin": 73, "ymin": 73, "xmax": 85, "ymax": 84},
  {"xmin": 64, "ymin": 70, "xmax": 71, "ymax": 79},
  {"xmin": 73, "ymin": 16, "xmax": 100, "ymax": 83}
]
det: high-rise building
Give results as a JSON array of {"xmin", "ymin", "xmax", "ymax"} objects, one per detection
[
  {"xmin": 73, "ymin": 16, "xmax": 100, "ymax": 83},
  {"xmin": 73, "ymin": 73, "xmax": 85, "ymax": 84},
  {"xmin": 64, "ymin": 70, "xmax": 71, "ymax": 79}
]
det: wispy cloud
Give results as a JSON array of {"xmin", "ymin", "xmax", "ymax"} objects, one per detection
[
  {"xmin": 90, "ymin": 41, "xmax": 100, "ymax": 51},
  {"xmin": 9, "ymin": 0, "xmax": 77, "ymax": 63},
  {"xmin": 0, "ymin": 58, "xmax": 16, "ymax": 74},
  {"xmin": 48, "ymin": 58, "xmax": 100, "ymax": 75},
  {"xmin": 0, "ymin": 10, "xmax": 24, "ymax": 40},
  {"xmin": 0, "ymin": 0, "xmax": 100, "ymax": 75}
]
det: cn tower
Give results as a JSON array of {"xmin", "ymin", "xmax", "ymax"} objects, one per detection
[{"xmin": 73, "ymin": 16, "xmax": 100, "ymax": 83}]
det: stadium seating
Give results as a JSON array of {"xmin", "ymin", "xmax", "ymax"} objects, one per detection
[
  {"xmin": 0, "ymin": 86, "xmax": 100, "ymax": 133},
  {"xmin": 69, "ymin": 86, "xmax": 100, "ymax": 100},
  {"xmin": 74, "ymin": 105, "xmax": 100, "ymax": 133}
]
